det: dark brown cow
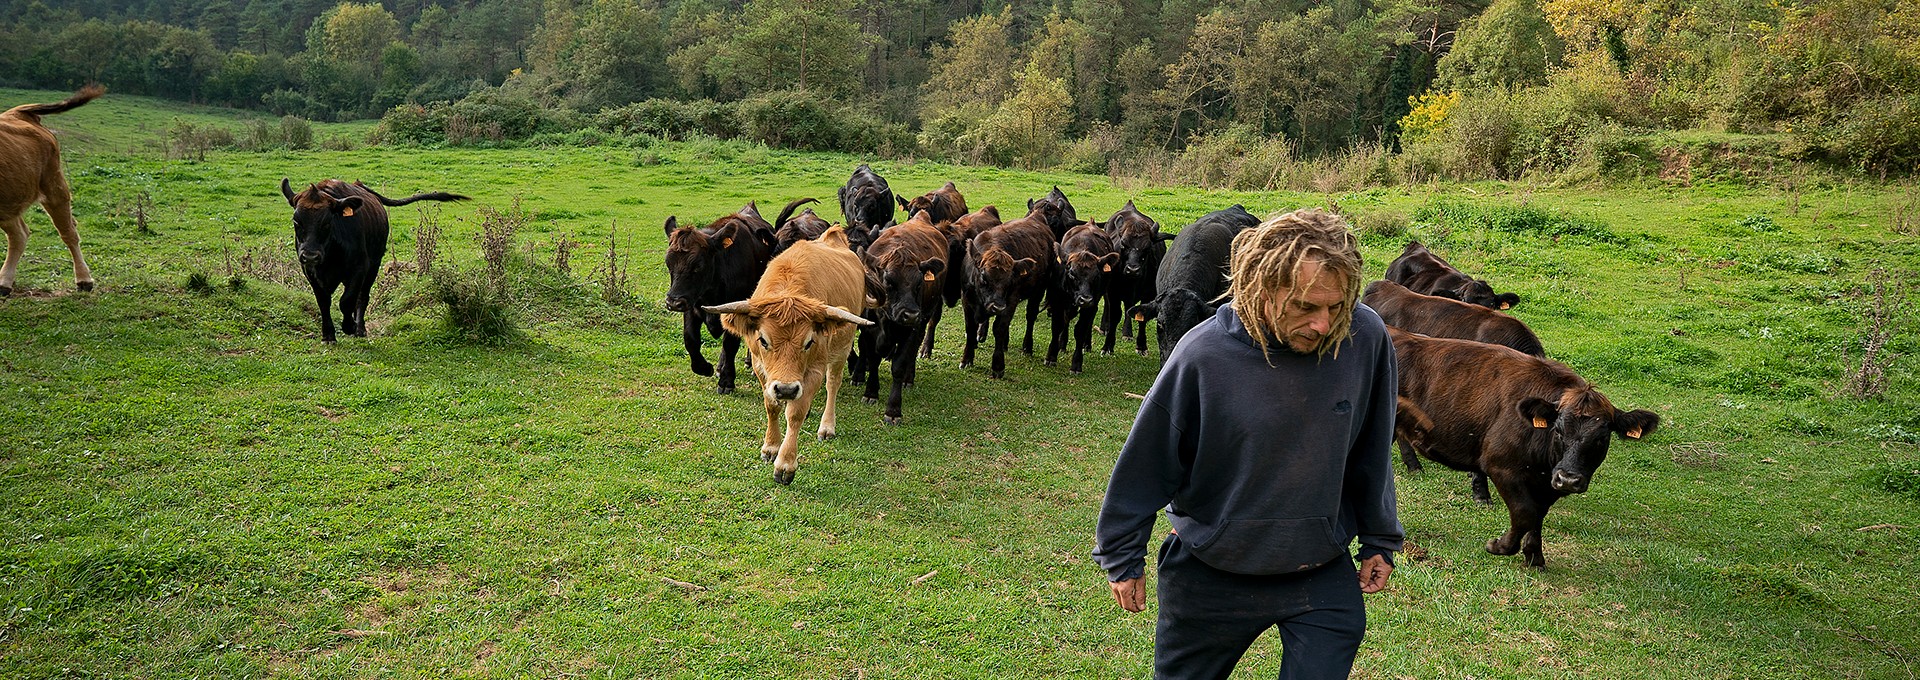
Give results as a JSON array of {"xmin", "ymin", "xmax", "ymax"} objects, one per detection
[
  {"xmin": 1098, "ymin": 200, "xmax": 1172, "ymax": 356},
  {"xmin": 839, "ymin": 164, "xmax": 895, "ymax": 252},
  {"xmin": 896, "ymin": 181, "xmax": 968, "ymax": 225},
  {"xmin": 1389, "ymin": 327, "xmax": 1659, "ymax": 568},
  {"xmin": 282, "ymin": 179, "xmax": 468, "ymax": 342},
  {"xmin": 857, "ymin": 211, "xmax": 948, "ymax": 424},
  {"xmin": 1026, "ymin": 186, "xmax": 1078, "ymax": 241},
  {"xmin": 962, "ymin": 209, "xmax": 1053, "ymax": 379},
  {"xmin": 933, "ymin": 205, "xmax": 1002, "ymax": 356},
  {"xmin": 1385, "ymin": 240, "xmax": 1520, "ymax": 310},
  {"xmin": 1046, "ymin": 223, "xmax": 1119, "ymax": 373},
  {"xmin": 704, "ymin": 227, "xmax": 873, "ymax": 485},
  {"xmin": 1364, "ymin": 280, "xmax": 1545, "ymax": 357},
  {"xmin": 771, "ymin": 198, "xmax": 832, "ymax": 256},
  {"xmin": 2, "ymin": 85, "xmax": 103, "ymax": 296},
  {"xmin": 664, "ymin": 202, "xmax": 778, "ymax": 393}
]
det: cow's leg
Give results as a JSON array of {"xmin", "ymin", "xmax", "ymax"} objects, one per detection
[
  {"xmin": 918, "ymin": 303, "xmax": 942, "ymax": 360},
  {"xmin": 774, "ymin": 381, "xmax": 818, "ymax": 485},
  {"xmin": 1021, "ymin": 295, "xmax": 1042, "ymax": 355},
  {"xmin": 959, "ymin": 297, "xmax": 980, "ymax": 369},
  {"xmin": 684, "ymin": 311, "xmax": 714, "ymax": 377},
  {"xmin": 717, "ymin": 333, "xmax": 742, "ymax": 394},
  {"xmin": 351, "ymin": 268, "xmax": 378, "ymax": 336},
  {"xmin": 0, "ymin": 215, "xmax": 26, "ymax": 296},
  {"xmin": 1484, "ymin": 475, "xmax": 1550, "ymax": 568},
  {"xmin": 861, "ymin": 325, "xmax": 885, "ymax": 403},
  {"xmin": 885, "ymin": 325, "xmax": 922, "ymax": 425},
  {"xmin": 1045, "ymin": 304, "xmax": 1066, "ymax": 367},
  {"xmin": 310, "ymin": 279, "xmax": 338, "ymax": 344},
  {"xmin": 41, "ymin": 193, "xmax": 94, "ymax": 292},
  {"xmin": 760, "ymin": 395, "xmax": 781, "ymax": 463},
  {"xmin": 1072, "ymin": 306, "xmax": 1096, "ymax": 373},
  {"xmin": 818, "ymin": 360, "xmax": 842, "ymax": 441},
  {"xmin": 1470, "ymin": 472, "xmax": 1493, "ymax": 504},
  {"xmin": 903, "ymin": 319, "xmax": 928, "ymax": 387},
  {"xmin": 1101, "ymin": 292, "xmax": 1121, "ymax": 355},
  {"xmin": 1396, "ymin": 437, "xmax": 1425, "ymax": 473},
  {"xmin": 1136, "ymin": 315, "xmax": 1150, "ymax": 356},
  {"xmin": 990, "ymin": 309, "xmax": 1014, "ymax": 379}
]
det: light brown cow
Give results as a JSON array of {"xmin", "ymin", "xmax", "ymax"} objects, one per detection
[
  {"xmin": 1, "ymin": 85, "xmax": 103, "ymax": 296},
  {"xmin": 705, "ymin": 226, "xmax": 873, "ymax": 485}
]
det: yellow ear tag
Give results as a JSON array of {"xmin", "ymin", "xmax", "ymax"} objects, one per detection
[
  {"xmin": 342, "ymin": 207, "xmax": 355, "ymax": 217},
  {"xmin": 1532, "ymin": 416, "xmax": 1549, "ymax": 428},
  {"xmin": 1102, "ymin": 264, "xmax": 1111, "ymax": 272},
  {"xmin": 922, "ymin": 271, "xmax": 936, "ymax": 282},
  {"xmin": 1625, "ymin": 427, "xmax": 1643, "ymax": 439},
  {"xmin": 1132, "ymin": 312, "xmax": 1146, "ymax": 322},
  {"xmin": 721, "ymin": 237, "xmax": 734, "ymax": 248},
  {"xmin": 1500, "ymin": 302, "xmax": 1512, "ymax": 310}
]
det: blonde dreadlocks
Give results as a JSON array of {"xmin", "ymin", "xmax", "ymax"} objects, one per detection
[{"xmin": 1225, "ymin": 208, "xmax": 1364, "ymax": 361}]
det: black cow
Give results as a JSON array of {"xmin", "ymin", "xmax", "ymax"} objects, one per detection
[
  {"xmin": 1026, "ymin": 186, "xmax": 1078, "ymax": 241},
  {"xmin": 1098, "ymin": 200, "xmax": 1172, "ymax": 356},
  {"xmin": 1046, "ymin": 223, "xmax": 1120, "ymax": 373},
  {"xmin": 857, "ymin": 211, "xmax": 948, "ymax": 424},
  {"xmin": 839, "ymin": 164, "xmax": 894, "ymax": 253},
  {"xmin": 932, "ymin": 205, "xmax": 1002, "ymax": 357},
  {"xmin": 281, "ymin": 178, "xmax": 468, "ymax": 343},
  {"xmin": 664, "ymin": 203, "xmax": 778, "ymax": 394},
  {"xmin": 1385, "ymin": 240, "xmax": 1520, "ymax": 310},
  {"xmin": 1364, "ymin": 280, "xmax": 1545, "ymax": 357},
  {"xmin": 1390, "ymin": 327, "xmax": 1660, "ymax": 568},
  {"xmin": 962, "ymin": 209, "xmax": 1053, "ymax": 379},
  {"xmin": 1128, "ymin": 204, "xmax": 1260, "ymax": 363}
]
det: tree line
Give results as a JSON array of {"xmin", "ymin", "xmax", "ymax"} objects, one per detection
[{"xmin": 3, "ymin": 0, "xmax": 1915, "ymax": 176}]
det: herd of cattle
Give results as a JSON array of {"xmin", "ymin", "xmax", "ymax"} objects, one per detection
[
  {"xmin": 667, "ymin": 163, "xmax": 1662, "ymax": 568},
  {"xmin": 1, "ymin": 87, "xmax": 1657, "ymax": 568}
]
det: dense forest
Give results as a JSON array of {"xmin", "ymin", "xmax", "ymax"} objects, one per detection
[{"xmin": 3, "ymin": 0, "xmax": 1917, "ymax": 178}]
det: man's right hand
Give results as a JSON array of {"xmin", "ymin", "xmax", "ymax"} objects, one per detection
[{"xmin": 1109, "ymin": 577, "xmax": 1146, "ymax": 613}]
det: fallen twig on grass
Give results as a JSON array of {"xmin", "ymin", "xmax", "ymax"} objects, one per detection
[
  {"xmin": 911, "ymin": 570, "xmax": 938, "ymax": 585},
  {"xmin": 661, "ymin": 576, "xmax": 707, "ymax": 591},
  {"xmin": 1857, "ymin": 524, "xmax": 1906, "ymax": 532}
]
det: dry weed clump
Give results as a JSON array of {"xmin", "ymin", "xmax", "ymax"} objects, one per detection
[{"xmin": 1840, "ymin": 268, "xmax": 1909, "ymax": 400}]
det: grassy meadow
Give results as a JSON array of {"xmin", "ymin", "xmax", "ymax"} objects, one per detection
[{"xmin": 2, "ymin": 89, "xmax": 1917, "ymax": 678}]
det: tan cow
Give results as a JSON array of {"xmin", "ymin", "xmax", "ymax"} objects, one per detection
[
  {"xmin": 704, "ymin": 226, "xmax": 873, "ymax": 485},
  {"xmin": 1, "ymin": 85, "xmax": 103, "ymax": 297}
]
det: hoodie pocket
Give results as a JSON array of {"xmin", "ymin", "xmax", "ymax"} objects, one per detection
[{"xmin": 1190, "ymin": 517, "xmax": 1343, "ymax": 575}]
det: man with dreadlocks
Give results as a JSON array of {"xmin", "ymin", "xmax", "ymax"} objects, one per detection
[{"xmin": 1093, "ymin": 208, "xmax": 1402, "ymax": 680}]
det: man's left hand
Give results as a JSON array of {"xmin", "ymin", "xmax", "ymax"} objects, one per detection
[{"xmin": 1358, "ymin": 554, "xmax": 1393, "ymax": 594}]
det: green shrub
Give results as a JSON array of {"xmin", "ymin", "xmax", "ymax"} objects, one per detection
[
  {"xmin": 1800, "ymin": 94, "xmax": 1920, "ymax": 175},
  {"xmin": 428, "ymin": 267, "xmax": 518, "ymax": 345}
]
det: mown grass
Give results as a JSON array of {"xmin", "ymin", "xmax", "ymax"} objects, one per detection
[{"xmin": 1, "ymin": 89, "xmax": 1917, "ymax": 678}]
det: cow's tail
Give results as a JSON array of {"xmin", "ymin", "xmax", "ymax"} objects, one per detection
[
  {"xmin": 4, "ymin": 84, "xmax": 105, "ymax": 124},
  {"xmin": 775, "ymin": 197, "xmax": 819, "ymax": 229},
  {"xmin": 362, "ymin": 185, "xmax": 472, "ymax": 206}
]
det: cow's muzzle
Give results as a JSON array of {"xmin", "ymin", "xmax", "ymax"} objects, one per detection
[
  {"xmin": 892, "ymin": 309, "xmax": 921, "ymax": 325},
  {"xmin": 1074, "ymin": 294, "xmax": 1095, "ymax": 308},
  {"xmin": 298, "ymin": 250, "xmax": 323, "ymax": 266},
  {"xmin": 985, "ymin": 302, "xmax": 1006, "ymax": 314},
  {"xmin": 770, "ymin": 381, "xmax": 801, "ymax": 401},
  {"xmin": 1124, "ymin": 263, "xmax": 1142, "ymax": 275},
  {"xmin": 663, "ymin": 296, "xmax": 688, "ymax": 312},
  {"xmin": 1550, "ymin": 469, "xmax": 1589, "ymax": 494}
]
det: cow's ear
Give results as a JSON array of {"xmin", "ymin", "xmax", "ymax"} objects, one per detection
[
  {"xmin": 754, "ymin": 227, "xmax": 776, "ymax": 250},
  {"xmin": 281, "ymin": 178, "xmax": 297, "ymax": 207},
  {"xmin": 663, "ymin": 216, "xmax": 678, "ymax": 238},
  {"xmin": 896, "ymin": 195, "xmax": 910, "ymax": 210},
  {"xmin": 1100, "ymin": 252, "xmax": 1121, "ymax": 270},
  {"xmin": 1158, "ymin": 232, "xmax": 1177, "ymax": 242},
  {"xmin": 1013, "ymin": 257, "xmax": 1038, "ymax": 276},
  {"xmin": 1518, "ymin": 398, "xmax": 1558, "ymax": 429},
  {"xmin": 864, "ymin": 269, "xmax": 886, "ymax": 302},
  {"xmin": 1496, "ymin": 292, "xmax": 1521, "ymax": 310},
  {"xmin": 920, "ymin": 259, "xmax": 945, "ymax": 278},
  {"xmin": 1613, "ymin": 409, "xmax": 1660, "ymax": 440},
  {"xmin": 334, "ymin": 196, "xmax": 363, "ymax": 217},
  {"xmin": 1027, "ymin": 197, "xmax": 1036, "ymax": 211},
  {"xmin": 983, "ymin": 205, "xmax": 999, "ymax": 218},
  {"xmin": 1130, "ymin": 303, "xmax": 1158, "ymax": 322}
]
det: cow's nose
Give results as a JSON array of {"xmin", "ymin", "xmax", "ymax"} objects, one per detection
[
  {"xmin": 897, "ymin": 309, "xmax": 920, "ymax": 324},
  {"xmin": 1124, "ymin": 263, "xmax": 1141, "ymax": 275},
  {"xmin": 663, "ymin": 297, "xmax": 687, "ymax": 312},
  {"xmin": 770, "ymin": 382, "xmax": 801, "ymax": 401},
  {"xmin": 1075, "ymin": 295, "xmax": 1094, "ymax": 307},
  {"xmin": 986, "ymin": 303, "xmax": 1006, "ymax": 314},
  {"xmin": 298, "ymin": 251, "xmax": 322, "ymax": 265},
  {"xmin": 1551, "ymin": 469, "xmax": 1587, "ymax": 493}
]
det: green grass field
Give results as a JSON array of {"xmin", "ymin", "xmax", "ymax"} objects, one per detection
[{"xmin": 2, "ymin": 89, "xmax": 1917, "ymax": 678}]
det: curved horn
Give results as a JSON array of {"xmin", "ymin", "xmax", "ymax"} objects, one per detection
[
  {"xmin": 281, "ymin": 178, "xmax": 296, "ymax": 206},
  {"xmin": 822, "ymin": 304, "xmax": 874, "ymax": 326},
  {"xmin": 701, "ymin": 300, "xmax": 755, "ymax": 315}
]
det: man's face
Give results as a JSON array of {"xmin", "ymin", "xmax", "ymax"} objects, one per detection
[{"xmin": 1261, "ymin": 259, "xmax": 1347, "ymax": 354}]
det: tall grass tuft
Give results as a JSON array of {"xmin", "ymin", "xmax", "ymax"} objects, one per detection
[
  {"xmin": 593, "ymin": 223, "xmax": 631, "ymax": 304},
  {"xmin": 474, "ymin": 199, "xmax": 527, "ymax": 286},
  {"xmin": 1839, "ymin": 268, "xmax": 1908, "ymax": 400},
  {"xmin": 413, "ymin": 206, "xmax": 443, "ymax": 275}
]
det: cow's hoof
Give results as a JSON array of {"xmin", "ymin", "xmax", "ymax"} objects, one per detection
[
  {"xmin": 990, "ymin": 370, "xmax": 1005, "ymax": 379},
  {"xmin": 1524, "ymin": 556, "xmax": 1547, "ymax": 570},
  {"xmin": 1485, "ymin": 538, "xmax": 1519, "ymax": 556},
  {"xmin": 817, "ymin": 430, "xmax": 835, "ymax": 441},
  {"xmin": 0, "ymin": 286, "xmax": 10, "ymax": 297},
  {"xmin": 1137, "ymin": 350, "xmax": 1149, "ymax": 357},
  {"xmin": 773, "ymin": 469, "xmax": 794, "ymax": 485},
  {"xmin": 958, "ymin": 361, "xmax": 973, "ymax": 369},
  {"xmin": 76, "ymin": 281, "xmax": 94, "ymax": 292},
  {"xmin": 1101, "ymin": 350, "xmax": 1114, "ymax": 356},
  {"xmin": 1044, "ymin": 360, "xmax": 1056, "ymax": 367},
  {"xmin": 1473, "ymin": 495, "xmax": 1494, "ymax": 505},
  {"xmin": 883, "ymin": 415, "xmax": 903, "ymax": 427},
  {"xmin": 1070, "ymin": 368, "xmax": 1083, "ymax": 375},
  {"xmin": 863, "ymin": 396, "xmax": 878, "ymax": 405},
  {"xmin": 692, "ymin": 364, "xmax": 715, "ymax": 377},
  {"xmin": 760, "ymin": 446, "xmax": 778, "ymax": 462},
  {"xmin": 715, "ymin": 385, "xmax": 734, "ymax": 395}
]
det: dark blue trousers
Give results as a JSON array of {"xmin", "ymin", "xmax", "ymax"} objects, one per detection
[{"xmin": 1154, "ymin": 533, "xmax": 1366, "ymax": 680}]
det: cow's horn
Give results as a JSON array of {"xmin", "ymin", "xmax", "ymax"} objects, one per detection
[
  {"xmin": 702, "ymin": 300, "xmax": 754, "ymax": 315},
  {"xmin": 822, "ymin": 305, "xmax": 874, "ymax": 326}
]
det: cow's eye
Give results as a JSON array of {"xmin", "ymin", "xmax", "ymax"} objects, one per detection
[
  {"xmin": 803, "ymin": 337, "xmax": 815, "ymax": 350},
  {"xmin": 758, "ymin": 336, "xmax": 770, "ymax": 349}
]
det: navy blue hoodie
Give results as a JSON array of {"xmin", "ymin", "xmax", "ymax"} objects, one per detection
[{"xmin": 1093, "ymin": 302, "xmax": 1403, "ymax": 581}]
